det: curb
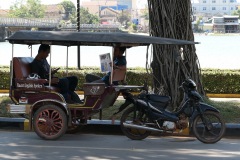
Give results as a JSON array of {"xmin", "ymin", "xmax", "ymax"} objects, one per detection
[{"xmin": 0, "ymin": 117, "xmax": 238, "ymax": 137}]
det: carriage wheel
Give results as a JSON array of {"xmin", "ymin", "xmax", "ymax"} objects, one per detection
[{"xmin": 33, "ymin": 105, "xmax": 67, "ymax": 140}]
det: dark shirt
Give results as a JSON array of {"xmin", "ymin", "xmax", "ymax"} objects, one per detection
[
  {"xmin": 102, "ymin": 56, "xmax": 126, "ymax": 85},
  {"xmin": 30, "ymin": 59, "xmax": 50, "ymax": 79}
]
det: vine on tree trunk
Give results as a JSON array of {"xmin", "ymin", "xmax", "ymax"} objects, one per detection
[{"xmin": 147, "ymin": 0, "xmax": 205, "ymax": 110}]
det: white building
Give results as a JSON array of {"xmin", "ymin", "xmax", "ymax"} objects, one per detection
[{"xmin": 192, "ymin": 0, "xmax": 239, "ymax": 16}]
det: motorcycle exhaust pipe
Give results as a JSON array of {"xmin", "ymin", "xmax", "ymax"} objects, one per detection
[{"xmin": 123, "ymin": 122, "xmax": 163, "ymax": 132}]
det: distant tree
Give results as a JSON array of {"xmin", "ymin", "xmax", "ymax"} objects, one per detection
[
  {"xmin": 117, "ymin": 10, "xmax": 131, "ymax": 27},
  {"xmin": 9, "ymin": 0, "xmax": 45, "ymax": 18},
  {"xmin": 79, "ymin": 7, "xmax": 99, "ymax": 24},
  {"xmin": 141, "ymin": 7, "xmax": 149, "ymax": 21},
  {"xmin": 232, "ymin": 9, "xmax": 240, "ymax": 18},
  {"xmin": 60, "ymin": 0, "xmax": 76, "ymax": 20}
]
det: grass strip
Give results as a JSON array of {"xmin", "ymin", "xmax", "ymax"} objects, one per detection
[{"xmin": 1, "ymin": 96, "xmax": 240, "ymax": 123}]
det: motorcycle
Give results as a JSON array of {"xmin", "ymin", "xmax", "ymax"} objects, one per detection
[{"xmin": 119, "ymin": 78, "xmax": 226, "ymax": 144}]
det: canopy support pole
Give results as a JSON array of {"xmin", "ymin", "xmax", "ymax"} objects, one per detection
[
  {"xmin": 10, "ymin": 44, "xmax": 14, "ymax": 87},
  {"xmin": 48, "ymin": 45, "xmax": 52, "ymax": 87},
  {"xmin": 66, "ymin": 46, "xmax": 69, "ymax": 76},
  {"xmin": 77, "ymin": 0, "xmax": 81, "ymax": 69}
]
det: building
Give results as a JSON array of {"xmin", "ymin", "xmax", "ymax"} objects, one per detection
[
  {"xmin": 44, "ymin": 4, "xmax": 65, "ymax": 20},
  {"xmin": 100, "ymin": 7, "xmax": 120, "ymax": 24},
  {"xmin": 0, "ymin": 9, "xmax": 9, "ymax": 17},
  {"xmin": 82, "ymin": 1, "xmax": 117, "ymax": 16},
  {"xmin": 82, "ymin": 0, "xmax": 137, "ymax": 24},
  {"xmin": 212, "ymin": 15, "xmax": 239, "ymax": 33},
  {"xmin": 192, "ymin": 0, "xmax": 239, "ymax": 16}
]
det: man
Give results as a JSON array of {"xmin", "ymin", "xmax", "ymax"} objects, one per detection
[
  {"xmin": 85, "ymin": 47, "xmax": 127, "ymax": 85},
  {"xmin": 30, "ymin": 44, "xmax": 81, "ymax": 103}
]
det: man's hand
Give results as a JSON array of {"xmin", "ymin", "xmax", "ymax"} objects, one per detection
[{"xmin": 51, "ymin": 68, "xmax": 60, "ymax": 75}]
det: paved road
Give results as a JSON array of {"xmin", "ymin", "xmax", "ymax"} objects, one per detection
[{"xmin": 0, "ymin": 131, "xmax": 239, "ymax": 160}]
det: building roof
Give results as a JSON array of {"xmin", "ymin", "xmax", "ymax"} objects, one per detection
[
  {"xmin": 82, "ymin": 1, "xmax": 117, "ymax": 6},
  {"xmin": 0, "ymin": 9, "xmax": 9, "ymax": 17},
  {"xmin": 44, "ymin": 4, "xmax": 64, "ymax": 13},
  {"xmin": 101, "ymin": 7, "xmax": 119, "ymax": 14}
]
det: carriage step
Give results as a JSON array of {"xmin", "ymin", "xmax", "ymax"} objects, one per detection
[{"xmin": 7, "ymin": 104, "xmax": 30, "ymax": 114}]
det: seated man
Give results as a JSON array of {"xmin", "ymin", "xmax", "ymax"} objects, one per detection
[
  {"xmin": 85, "ymin": 47, "xmax": 127, "ymax": 86},
  {"xmin": 30, "ymin": 44, "xmax": 81, "ymax": 103}
]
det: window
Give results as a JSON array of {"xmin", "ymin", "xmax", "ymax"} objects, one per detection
[
  {"xmin": 212, "ymin": 0, "xmax": 216, "ymax": 3},
  {"xmin": 212, "ymin": 7, "xmax": 216, "ymax": 10},
  {"xmin": 230, "ymin": 0, "xmax": 235, "ymax": 3},
  {"xmin": 203, "ymin": 0, "xmax": 206, "ymax": 3},
  {"xmin": 203, "ymin": 7, "xmax": 207, "ymax": 10},
  {"xmin": 223, "ymin": 0, "xmax": 226, "ymax": 3},
  {"xmin": 231, "ymin": 7, "xmax": 234, "ymax": 10},
  {"xmin": 223, "ymin": 7, "xmax": 226, "ymax": 10}
]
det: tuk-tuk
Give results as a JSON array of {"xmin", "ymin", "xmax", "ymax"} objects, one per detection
[{"xmin": 6, "ymin": 31, "xmax": 196, "ymax": 140}]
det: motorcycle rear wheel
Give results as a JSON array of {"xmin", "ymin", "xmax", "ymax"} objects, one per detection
[
  {"xmin": 120, "ymin": 106, "xmax": 151, "ymax": 140},
  {"xmin": 192, "ymin": 111, "xmax": 226, "ymax": 144}
]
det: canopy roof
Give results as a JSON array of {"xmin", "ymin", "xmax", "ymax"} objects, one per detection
[{"xmin": 6, "ymin": 31, "xmax": 198, "ymax": 47}]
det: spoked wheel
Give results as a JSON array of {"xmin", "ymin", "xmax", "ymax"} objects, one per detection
[
  {"xmin": 120, "ymin": 106, "xmax": 151, "ymax": 140},
  {"xmin": 33, "ymin": 105, "xmax": 67, "ymax": 140},
  {"xmin": 192, "ymin": 111, "xmax": 226, "ymax": 144}
]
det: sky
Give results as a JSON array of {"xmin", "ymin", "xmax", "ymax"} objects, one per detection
[{"xmin": 0, "ymin": 0, "xmax": 147, "ymax": 9}]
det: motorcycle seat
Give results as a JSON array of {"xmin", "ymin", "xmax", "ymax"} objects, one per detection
[
  {"xmin": 147, "ymin": 94, "xmax": 171, "ymax": 103},
  {"xmin": 146, "ymin": 94, "xmax": 171, "ymax": 109}
]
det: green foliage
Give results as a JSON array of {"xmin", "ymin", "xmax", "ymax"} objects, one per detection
[
  {"xmin": 117, "ymin": 10, "xmax": 131, "ymax": 26},
  {"xmin": 204, "ymin": 98, "xmax": 240, "ymax": 123},
  {"xmin": 0, "ymin": 96, "xmax": 20, "ymax": 118},
  {"xmin": 78, "ymin": 7, "xmax": 99, "ymax": 24},
  {"xmin": 131, "ymin": 24, "xmax": 137, "ymax": 31},
  {"xmin": 60, "ymin": 0, "xmax": 76, "ymax": 20},
  {"xmin": 141, "ymin": 7, "xmax": 149, "ymax": 20},
  {"xmin": 1, "ymin": 96, "xmax": 240, "ymax": 122},
  {"xmin": 1, "ymin": 67, "xmax": 240, "ymax": 94},
  {"xmin": 201, "ymin": 69, "xmax": 240, "ymax": 94},
  {"xmin": 0, "ymin": 69, "xmax": 10, "ymax": 90},
  {"xmin": 9, "ymin": 0, "xmax": 45, "ymax": 18},
  {"xmin": 232, "ymin": 9, "xmax": 240, "ymax": 18}
]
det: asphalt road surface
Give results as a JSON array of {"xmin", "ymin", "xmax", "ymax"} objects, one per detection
[{"xmin": 0, "ymin": 131, "xmax": 239, "ymax": 160}]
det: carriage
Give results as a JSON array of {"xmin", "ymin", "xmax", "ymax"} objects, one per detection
[{"xmin": 6, "ymin": 30, "xmax": 196, "ymax": 140}]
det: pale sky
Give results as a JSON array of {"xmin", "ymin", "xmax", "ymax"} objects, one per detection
[{"xmin": 0, "ymin": 0, "xmax": 147, "ymax": 9}]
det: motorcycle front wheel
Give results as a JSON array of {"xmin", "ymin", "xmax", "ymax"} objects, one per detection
[
  {"xmin": 120, "ymin": 106, "xmax": 151, "ymax": 140},
  {"xmin": 192, "ymin": 111, "xmax": 226, "ymax": 144}
]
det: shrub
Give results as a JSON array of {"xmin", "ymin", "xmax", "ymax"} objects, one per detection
[{"xmin": 1, "ymin": 66, "xmax": 240, "ymax": 94}]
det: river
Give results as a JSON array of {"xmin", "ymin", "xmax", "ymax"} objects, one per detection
[{"xmin": 1, "ymin": 34, "xmax": 240, "ymax": 69}]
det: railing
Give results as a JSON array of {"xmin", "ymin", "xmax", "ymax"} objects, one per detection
[
  {"xmin": 60, "ymin": 23, "xmax": 120, "ymax": 29},
  {"xmin": 0, "ymin": 18, "xmax": 59, "ymax": 28},
  {"xmin": 0, "ymin": 18, "xmax": 121, "ymax": 32}
]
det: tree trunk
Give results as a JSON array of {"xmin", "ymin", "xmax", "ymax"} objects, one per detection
[{"xmin": 147, "ymin": 0, "xmax": 204, "ymax": 110}]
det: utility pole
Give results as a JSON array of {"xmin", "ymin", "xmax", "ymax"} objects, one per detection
[{"xmin": 77, "ymin": 0, "xmax": 81, "ymax": 69}]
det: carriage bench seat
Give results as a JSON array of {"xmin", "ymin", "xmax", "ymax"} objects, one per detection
[{"xmin": 13, "ymin": 57, "xmax": 60, "ymax": 92}]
